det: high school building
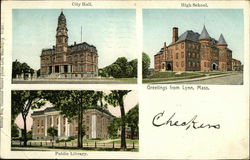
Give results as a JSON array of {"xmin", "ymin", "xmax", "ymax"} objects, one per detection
[
  {"xmin": 40, "ymin": 11, "xmax": 98, "ymax": 78},
  {"xmin": 154, "ymin": 26, "xmax": 240, "ymax": 72},
  {"xmin": 31, "ymin": 106, "xmax": 114, "ymax": 140}
]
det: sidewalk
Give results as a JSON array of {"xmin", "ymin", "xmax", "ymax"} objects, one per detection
[{"xmin": 152, "ymin": 72, "xmax": 237, "ymax": 84}]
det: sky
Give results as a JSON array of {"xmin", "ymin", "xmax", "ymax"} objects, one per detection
[
  {"xmin": 12, "ymin": 9, "xmax": 136, "ymax": 70},
  {"xmin": 143, "ymin": 9, "xmax": 244, "ymax": 68},
  {"xmin": 15, "ymin": 90, "xmax": 138, "ymax": 131}
]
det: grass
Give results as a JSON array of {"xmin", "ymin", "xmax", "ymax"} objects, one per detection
[
  {"xmin": 143, "ymin": 71, "xmax": 230, "ymax": 83},
  {"xmin": 113, "ymin": 78, "xmax": 137, "ymax": 82},
  {"xmin": 107, "ymin": 139, "xmax": 139, "ymax": 144}
]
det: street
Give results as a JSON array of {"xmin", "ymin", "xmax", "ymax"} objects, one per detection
[{"xmin": 173, "ymin": 72, "xmax": 243, "ymax": 85}]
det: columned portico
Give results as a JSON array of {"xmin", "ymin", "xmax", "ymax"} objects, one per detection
[
  {"xmin": 45, "ymin": 115, "xmax": 48, "ymax": 136},
  {"xmin": 58, "ymin": 115, "xmax": 61, "ymax": 136},
  {"xmin": 51, "ymin": 115, "xmax": 54, "ymax": 127},
  {"xmin": 65, "ymin": 118, "xmax": 68, "ymax": 136},
  {"xmin": 91, "ymin": 114, "xmax": 96, "ymax": 139},
  {"xmin": 31, "ymin": 107, "xmax": 113, "ymax": 140}
]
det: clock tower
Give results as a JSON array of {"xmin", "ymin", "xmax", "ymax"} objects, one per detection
[{"xmin": 55, "ymin": 11, "xmax": 68, "ymax": 59}]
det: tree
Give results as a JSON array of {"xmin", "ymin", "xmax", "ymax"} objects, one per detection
[
  {"xmin": 126, "ymin": 104, "xmax": 139, "ymax": 139},
  {"xmin": 142, "ymin": 52, "xmax": 151, "ymax": 78},
  {"xmin": 47, "ymin": 127, "xmax": 58, "ymax": 141},
  {"xmin": 106, "ymin": 64, "xmax": 122, "ymax": 78},
  {"xmin": 41, "ymin": 91, "xmax": 97, "ymax": 148},
  {"xmin": 26, "ymin": 130, "xmax": 33, "ymax": 140},
  {"xmin": 11, "ymin": 124, "xmax": 19, "ymax": 138},
  {"xmin": 12, "ymin": 60, "xmax": 34, "ymax": 79},
  {"xmin": 11, "ymin": 91, "xmax": 45, "ymax": 146},
  {"xmin": 128, "ymin": 59, "xmax": 137, "ymax": 77},
  {"xmin": 98, "ymin": 68, "xmax": 108, "ymax": 77},
  {"xmin": 36, "ymin": 69, "xmax": 41, "ymax": 78},
  {"xmin": 105, "ymin": 90, "xmax": 131, "ymax": 149},
  {"xmin": 12, "ymin": 60, "xmax": 22, "ymax": 78},
  {"xmin": 108, "ymin": 117, "xmax": 121, "ymax": 138},
  {"xmin": 114, "ymin": 57, "xmax": 129, "ymax": 77},
  {"xmin": 103, "ymin": 57, "xmax": 137, "ymax": 78},
  {"xmin": 125, "ymin": 64, "xmax": 133, "ymax": 78}
]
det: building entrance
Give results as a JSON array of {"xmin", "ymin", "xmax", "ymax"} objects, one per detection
[
  {"xmin": 49, "ymin": 66, "xmax": 52, "ymax": 74},
  {"xmin": 212, "ymin": 63, "xmax": 218, "ymax": 70},
  {"xmin": 166, "ymin": 63, "xmax": 172, "ymax": 71},
  {"xmin": 55, "ymin": 66, "xmax": 60, "ymax": 73},
  {"xmin": 64, "ymin": 65, "xmax": 68, "ymax": 73}
]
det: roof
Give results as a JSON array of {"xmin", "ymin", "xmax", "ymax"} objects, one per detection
[
  {"xmin": 176, "ymin": 30, "xmax": 200, "ymax": 43},
  {"xmin": 155, "ymin": 26, "xmax": 229, "ymax": 56},
  {"xmin": 199, "ymin": 26, "xmax": 210, "ymax": 40},
  {"xmin": 155, "ymin": 47, "xmax": 164, "ymax": 56},
  {"xmin": 217, "ymin": 34, "xmax": 227, "ymax": 45},
  {"xmin": 69, "ymin": 42, "xmax": 97, "ymax": 53},
  {"xmin": 93, "ymin": 105, "xmax": 115, "ymax": 117},
  {"xmin": 31, "ymin": 106, "xmax": 114, "ymax": 117},
  {"xmin": 58, "ymin": 11, "xmax": 66, "ymax": 21}
]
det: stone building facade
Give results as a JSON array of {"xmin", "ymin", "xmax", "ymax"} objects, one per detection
[
  {"xmin": 154, "ymin": 26, "xmax": 236, "ymax": 72},
  {"xmin": 31, "ymin": 106, "xmax": 114, "ymax": 140},
  {"xmin": 40, "ymin": 11, "xmax": 98, "ymax": 78}
]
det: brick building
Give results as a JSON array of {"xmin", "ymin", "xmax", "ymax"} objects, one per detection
[
  {"xmin": 154, "ymin": 26, "xmax": 237, "ymax": 72},
  {"xmin": 31, "ymin": 106, "xmax": 114, "ymax": 140},
  {"xmin": 40, "ymin": 11, "xmax": 98, "ymax": 78},
  {"xmin": 232, "ymin": 58, "xmax": 243, "ymax": 71}
]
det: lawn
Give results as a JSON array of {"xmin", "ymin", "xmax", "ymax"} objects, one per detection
[
  {"xmin": 143, "ymin": 71, "xmax": 229, "ymax": 83},
  {"xmin": 107, "ymin": 139, "xmax": 139, "ymax": 144},
  {"xmin": 113, "ymin": 78, "xmax": 137, "ymax": 82},
  {"xmin": 69, "ymin": 139, "xmax": 101, "ymax": 143}
]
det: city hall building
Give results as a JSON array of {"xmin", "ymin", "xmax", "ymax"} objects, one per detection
[
  {"xmin": 31, "ymin": 106, "xmax": 114, "ymax": 140},
  {"xmin": 154, "ymin": 26, "xmax": 239, "ymax": 72},
  {"xmin": 40, "ymin": 11, "xmax": 98, "ymax": 78}
]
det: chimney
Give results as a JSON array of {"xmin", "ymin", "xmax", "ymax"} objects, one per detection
[
  {"xmin": 172, "ymin": 27, "xmax": 178, "ymax": 43},
  {"xmin": 163, "ymin": 42, "xmax": 167, "ymax": 52},
  {"xmin": 74, "ymin": 41, "xmax": 76, "ymax": 45},
  {"xmin": 53, "ymin": 45, "xmax": 55, "ymax": 49}
]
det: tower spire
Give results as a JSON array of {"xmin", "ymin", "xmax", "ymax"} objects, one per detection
[
  {"xmin": 81, "ymin": 26, "xmax": 82, "ymax": 42},
  {"xmin": 56, "ymin": 11, "xmax": 68, "ymax": 53},
  {"xmin": 217, "ymin": 34, "xmax": 227, "ymax": 46},
  {"xmin": 199, "ymin": 25, "xmax": 210, "ymax": 40}
]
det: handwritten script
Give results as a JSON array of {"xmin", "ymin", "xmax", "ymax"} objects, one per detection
[{"xmin": 152, "ymin": 111, "xmax": 220, "ymax": 130}]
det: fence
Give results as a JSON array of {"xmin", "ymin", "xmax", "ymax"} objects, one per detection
[{"xmin": 11, "ymin": 140, "xmax": 138, "ymax": 149}]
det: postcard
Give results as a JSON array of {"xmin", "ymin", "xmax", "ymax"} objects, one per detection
[{"xmin": 0, "ymin": 0, "xmax": 249, "ymax": 159}]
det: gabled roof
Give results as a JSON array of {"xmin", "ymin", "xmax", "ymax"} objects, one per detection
[{"xmin": 217, "ymin": 34, "xmax": 227, "ymax": 45}]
